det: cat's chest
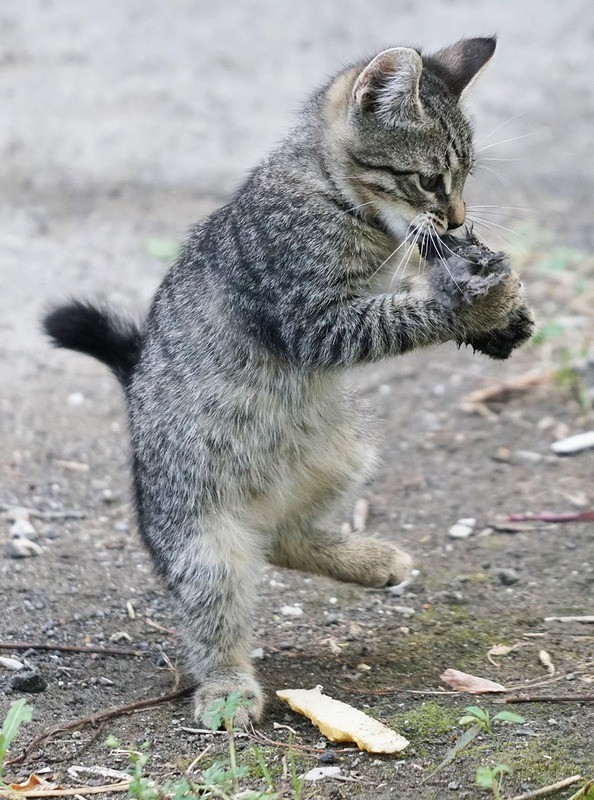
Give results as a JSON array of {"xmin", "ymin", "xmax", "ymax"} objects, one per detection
[{"xmin": 346, "ymin": 227, "xmax": 422, "ymax": 294}]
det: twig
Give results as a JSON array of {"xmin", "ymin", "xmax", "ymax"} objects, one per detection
[
  {"xmin": 8, "ymin": 685, "xmax": 195, "ymax": 766},
  {"xmin": 460, "ymin": 370, "xmax": 553, "ymax": 407},
  {"xmin": 506, "ymin": 511, "xmax": 594, "ymax": 523},
  {"xmin": 145, "ymin": 618, "xmax": 176, "ymax": 635},
  {"xmin": 0, "ymin": 641, "xmax": 147, "ymax": 657},
  {"xmin": 0, "ymin": 504, "xmax": 87, "ymax": 521},
  {"xmin": 508, "ymin": 774, "xmax": 583, "ymax": 800},
  {"xmin": 505, "ymin": 694, "xmax": 594, "ymax": 704},
  {"xmin": 340, "ymin": 685, "xmax": 460, "ymax": 697},
  {"xmin": 0, "ymin": 781, "xmax": 131, "ymax": 798}
]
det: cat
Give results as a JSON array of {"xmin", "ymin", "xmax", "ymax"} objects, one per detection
[{"xmin": 43, "ymin": 36, "xmax": 533, "ymax": 725}]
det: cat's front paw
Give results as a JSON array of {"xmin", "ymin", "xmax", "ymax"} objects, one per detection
[
  {"xmin": 463, "ymin": 304, "xmax": 535, "ymax": 360},
  {"xmin": 194, "ymin": 668, "xmax": 264, "ymax": 728}
]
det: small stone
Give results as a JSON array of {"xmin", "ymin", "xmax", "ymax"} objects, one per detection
[
  {"xmin": 551, "ymin": 431, "xmax": 594, "ymax": 455},
  {"xmin": 5, "ymin": 539, "xmax": 43, "ymax": 558},
  {"xmin": 448, "ymin": 523, "xmax": 474, "ymax": 540},
  {"xmin": 497, "ymin": 568, "xmax": 520, "ymax": 586},
  {"xmin": 10, "ymin": 519, "xmax": 38, "ymax": 540},
  {"xmin": 109, "ymin": 631, "xmax": 132, "ymax": 643},
  {"xmin": 303, "ymin": 766, "xmax": 342, "ymax": 782},
  {"xmin": 319, "ymin": 750, "xmax": 338, "ymax": 764},
  {"xmin": 9, "ymin": 668, "xmax": 46, "ymax": 693},
  {"xmin": 514, "ymin": 450, "xmax": 543, "ymax": 463},
  {"xmin": 392, "ymin": 606, "xmax": 416, "ymax": 617},
  {"xmin": 281, "ymin": 605, "xmax": 303, "ymax": 617},
  {"xmin": 0, "ymin": 656, "xmax": 25, "ymax": 671}
]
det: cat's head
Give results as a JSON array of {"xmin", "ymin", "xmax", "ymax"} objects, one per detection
[{"xmin": 324, "ymin": 37, "xmax": 496, "ymax": 239}]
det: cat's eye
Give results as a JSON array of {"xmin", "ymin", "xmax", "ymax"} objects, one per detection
[{"xmin": 419, "ymin": 173, "xmax": 443, "ymax": 192}]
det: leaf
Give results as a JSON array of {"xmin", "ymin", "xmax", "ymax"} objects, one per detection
[
  {"xmin": 476, "ymin": 767, "xmax": 495, "ymax": 789},
  {"xmin": 0, "ymin": 699, "xmax": 32, "ymax": 777},
  {"xmin": 433, "ymin": 724, "xmax": 482, "ymax": 774},
  {"xmin": 464, "ymin": 706, "xmax": 489, "ymax": 723},
  {"xmin": 487, "ymin": 643, "xmax": 515, "ymax": 666},
  {"xmin": 539, "ymin": 650, "xmax": 556, "ymax": 676},
  {"xmin": 441, "ymin": 668, "xmax": 506, "ymax": 694},
  {"xmin": 493, "ymin": 711, "xmax": 525, "ymax": 725},
  {"xmin": 493, "ymin": 765, "xmax": 511, "ymax": 777},
  {"xmin": 458, "ymin": 716, "xmax": 480, "ymax": 726},
  {"xmin": 144, "ymin": 237, "xmax": 179, "ymax": 262}
]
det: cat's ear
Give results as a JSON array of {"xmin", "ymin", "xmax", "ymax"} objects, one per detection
[
  {"xmin": 353, "ymin": 47, "xmax": 424, "ymax": 124},
  {"xmin": 428, "ymin": 36, "xmax": 496, "ymax": 97}
]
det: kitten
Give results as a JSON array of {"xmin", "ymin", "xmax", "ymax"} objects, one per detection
[{"xmin": 44, "ymin": 37, "xmax": 532, "ymax": 725}]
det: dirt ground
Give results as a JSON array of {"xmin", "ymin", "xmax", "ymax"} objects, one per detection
[{"xmin": 1, "ymin": 2, "xmax": 593, "ymax": 799}]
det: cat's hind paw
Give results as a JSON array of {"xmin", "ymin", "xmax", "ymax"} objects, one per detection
[{"xmin": 194, "ymin": 668, "xmax": 264, "ymax": 728}]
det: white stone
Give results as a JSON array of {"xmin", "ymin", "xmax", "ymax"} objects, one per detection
[
  {"xmin": 551, "ymin": 431, "xmax": 594, "ymax": 455},
  {"xmin": 281, "ymin": 605, "xmax": 303, "ymax": 617},
  {"xmin": 0, "ymin": 656, "xmax": 25, "ymax": 670},
  {"xmin": 303, "ymin": 767, "xmax": 342, "ymax": 782},
  {"xmin": 10, "ymin": 518, "xmax": 37, "ymax": 540},
  {"xmin": 448, "ymin": 523, "xmax": 474, "ymax": 539}
]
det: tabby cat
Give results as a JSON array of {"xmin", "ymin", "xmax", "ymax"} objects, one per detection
[{"xmin": 44, "ymin": 37, "xmax": 532, "ymax": 724}]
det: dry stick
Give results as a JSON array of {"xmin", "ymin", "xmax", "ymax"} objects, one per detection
[
  {"xmin": 505, "ymin": 694, "xmax": 594, "ymax": 704},
  {"xmin": 460, "ymin": 370, "xmax": 553, "ymax": 406},
  {"xmin": 0, "ymin": 504, "xmax": 87, "ymax": 521},
  {"xmin": 0, "ymin": 641, "xmax": 147, "ymax": 657},
  {"xmin": 0, "ymin": 782, "xmax": 131, "ymax": 798},
  {"xmin": 506, "ymin": 511, "xmax": 594, "ymax": 524},
  {"xmin": 8, "ymin": 685, "xmax": 195, "ymax": 766},
  {"xmin": 508, "ymin": 774, "xmax": 583, "ymax": 800}
]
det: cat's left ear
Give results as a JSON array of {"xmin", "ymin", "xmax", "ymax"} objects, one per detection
[{"xmin": 427, "ymin": 36, "xmax": 496, "ymax": 97}]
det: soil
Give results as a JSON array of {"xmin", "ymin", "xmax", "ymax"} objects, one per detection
[{"xmin": 1, "ymin": 2, "xmax": 593, "ymax": 799}]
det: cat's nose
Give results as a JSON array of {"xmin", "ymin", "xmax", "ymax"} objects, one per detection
[{"xmin": 447, "ymin": 200, "xmax": 466, "ymax": 230}]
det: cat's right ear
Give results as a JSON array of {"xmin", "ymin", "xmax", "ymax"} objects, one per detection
[{"xmin": 353, "ymin": 48, "xmax": 424, "ymax": 125}]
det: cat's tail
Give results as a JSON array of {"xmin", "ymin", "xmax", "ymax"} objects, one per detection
[{"xmin": 43, "ymin": 300, "xmax": 142, "ymax": 389}]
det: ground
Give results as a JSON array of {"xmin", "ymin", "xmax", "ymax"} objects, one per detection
[{"xmin": 1, "ymin": 2, "xmax": 593, "ymax": 799}]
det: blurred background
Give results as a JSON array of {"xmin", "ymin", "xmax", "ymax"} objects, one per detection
[{"xmin": 1, "ymin": 3, "xmax": 593, "ymax": 796}]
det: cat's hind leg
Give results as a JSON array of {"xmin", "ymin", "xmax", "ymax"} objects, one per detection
[
  {"xmin": 144, "ymin": 506, "xmax": 265, "ymax": 726},
  {"xmin": 269, "ymin": 523, "xmax": 412, "ymax": 588}
]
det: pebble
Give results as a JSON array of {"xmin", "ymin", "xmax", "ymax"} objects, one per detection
[
  {"xmin": 319, "ymin": 750, "xmax": 338, "ymax": 764},
  {"xmin": 4, "ymin": 538, "xmax": 43, "ymax": 558},
  {"xmin": 497, "ymin": 568, "xmax": 520, "ymax": 586},
  {"xmin": 9, "ymin": 667, "xmax": 46, "ymax": 693},
  {"xmin": 448, "ymin": 519, "xmax": 475, "ymax": 539},
  {"xmin": 551, "ymin": 430, "xmax": 594, "ymax": 455},
  {"xmin": 303, "ymin": 766, "xmax": 342, "ymax": 782},
  {"xmin": 0, "ymin": 656, "xmax": 25, "ymax": 671},
  {"xmin": 10, "ymin": 518, "xmax": 38, "ymax": 540},
  {"xmin": 281, "ymin": 605, "xmax": 303, "ymax": 617},
  {"xmin": 392, "ymin": 606, "xmax": 415, "ymax": 617}
]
